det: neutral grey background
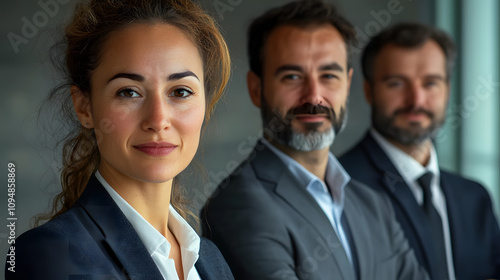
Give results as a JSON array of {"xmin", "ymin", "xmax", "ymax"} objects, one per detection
[{"xmin": 3, "ymin": 0, "xmax": 488, "ymax": 265}]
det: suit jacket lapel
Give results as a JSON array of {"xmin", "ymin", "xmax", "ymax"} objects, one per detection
[
  {"xmin": 76, "ymin": 175, "xmax": 163, "ymax": 280},
  {"xmin": 195, "ymin": 239, "xmax": 212, "ymax": 280},
  {"xmin": 343, "ymin": 187, "xmax": 374, "ymax": 279},
  {"xmin": 195, "ymin": 253, "xmax": 211, "ymax": 280},
  {"xmin": 360, "ymin": 134, "xmax": 438, "ymax": 275},
  {"xmin": 251, "ymin": 142, "xmax": 355, "ymax": 280},
  {"xmin": 439, "ymin": 174, "xmax": 460, "ymax": 266}
]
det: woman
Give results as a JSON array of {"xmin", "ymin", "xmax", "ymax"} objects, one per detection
[{"xmin": 6, "ymin": 0, "xmax": 232, "ymax": 279}]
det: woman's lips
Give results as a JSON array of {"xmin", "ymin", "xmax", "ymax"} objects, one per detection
[{"xmin": 133, "ymin": 142, "xmax": 178, "ymax": 156}]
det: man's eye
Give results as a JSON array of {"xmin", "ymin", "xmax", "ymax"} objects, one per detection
[
  {"xmin": 283, "ymin": 74, "xmax": 300, "ymax": 80},
  {"xmin": 424, "ymin": 81, "xmax": 438, "ymax": 88},
  {"xmin": 322, "ymin": 73, "xmax": 339, "ymax": 79},
  {"xmin": 169, "ymin": 88, "xmax": 194, "ymax": 98},
  {"xmin": 117, "ymin": 88, "xmax": 141, "ymax": 98},
  {"xmin": 387, "ymin": 81, "xmax": 403, "ymax": 88}
]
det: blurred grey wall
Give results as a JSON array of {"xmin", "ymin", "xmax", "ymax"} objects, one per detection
[{"xmin": 0, "ymin": 0, "xmax": 435, "ymax": 257}]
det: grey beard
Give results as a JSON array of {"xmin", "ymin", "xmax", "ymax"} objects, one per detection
[{"xmin": 287, "ymin": 127, "xmax": 336, "ymax": 151}]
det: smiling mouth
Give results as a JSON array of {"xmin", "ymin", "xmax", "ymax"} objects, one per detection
[
  {"xmin": 398, "ymin": 112, "xmax": 429, "ymax": 122},
  {"xmin": 133, "ymin": 142, "xmax": 178, "ymax": 157}
]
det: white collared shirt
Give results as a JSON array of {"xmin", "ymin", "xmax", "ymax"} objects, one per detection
[
  {"xmin": 96, "ymin": 171, "xmax": 201, "ymax": 280},
  {"xmin": 261, "ymin": 139, "xmax": 354, "ymax": 265},
  {"xmin": 370, "ymin": 128, "xmax": 456, "ymax": 280}
]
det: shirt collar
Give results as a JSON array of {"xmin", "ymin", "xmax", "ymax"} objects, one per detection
[
  {"xmin": 95, "ymin": 171, "xmax": 200, "ymax": 261},
  {"xmin": 370, "ymin": 128, "xmax": 440, "ymax": 183},
  {"xmin": 261, "ymin": 138, "xmax": 350, "ymax": 204}
]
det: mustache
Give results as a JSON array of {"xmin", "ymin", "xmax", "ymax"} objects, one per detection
[
  {"xmin": 285, "ymin": 103, "xmax": 335, "ymax": 120},
  {"xmin": 394, "ymin": 106, "xmax": 434, "ymax": 118}
]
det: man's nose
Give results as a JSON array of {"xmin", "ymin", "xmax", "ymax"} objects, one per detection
[
  {"xmin": 300, "ymin": 78, "xmax": 323, "ymax": 105},
  {"xmin": 406, "ymin": 83, "xmax": 426, "ymax": 108}
]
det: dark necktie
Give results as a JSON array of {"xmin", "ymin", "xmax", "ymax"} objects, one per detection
[{"xmin": 418, "ymin": 172, "xmax": 449, "ymax": 280}]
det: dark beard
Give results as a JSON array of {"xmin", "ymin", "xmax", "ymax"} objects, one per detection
[{"xmin": 372, "ymin": 103, "xmax": 444, "ymax": 145}]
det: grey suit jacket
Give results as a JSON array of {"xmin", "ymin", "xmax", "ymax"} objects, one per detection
[{"xmin": 202, "ymin": 141, "xmax": 429, "ymax": 280}]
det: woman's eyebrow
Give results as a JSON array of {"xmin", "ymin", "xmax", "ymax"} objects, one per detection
[
  {"xmin": 107, "ymin": 73, "xmax": 144, "ymax": 84},
  {"xmin": 107, "ymin": 71, "xmax": 199, "ymax": 84},
  {"xmin": 168, "ymin": 71, "xmax": 199, "ymax": 81}
]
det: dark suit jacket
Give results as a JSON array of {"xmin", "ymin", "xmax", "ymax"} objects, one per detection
[
  {"xmin": 5, "ymin": 175, "xmax": 234, "ymax": 280},
  {"xmin": 339, "ymin": 132, "xmax": 500, "ymax": 280},
  {"xmin": 202, "ymin": 141, "xmax": 429, "ymax": 280}
]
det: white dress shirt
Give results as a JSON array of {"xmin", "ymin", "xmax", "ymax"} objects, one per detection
[
  {"xmin": 261, "ymin": 139, "xmax": 354, "ymax": 265},
  {"xmin": 96, "ymin": 171, "xmax": 201, "ymax": 280},
  {"xmin": 370, "ymin": 128, "xmax": 456, "ymax": 280}
]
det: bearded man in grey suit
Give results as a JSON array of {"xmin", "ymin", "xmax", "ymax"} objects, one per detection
[{"xmin": 201, "ymin": 1, "xmax": 429, "ymax": 279}]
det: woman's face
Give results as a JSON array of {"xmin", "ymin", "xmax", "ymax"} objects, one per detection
[{"xmin": 86, "ymin": 23, "xmax": 205, "ymax": 184}]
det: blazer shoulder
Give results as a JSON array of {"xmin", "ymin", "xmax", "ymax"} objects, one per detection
[
  {"xmin": 15, "ymin": 206, "xmax": 91, "ymax": 251},
  {"xmin": 202, "ymin": 156, "xmax": 284, "ymax": 237},
  {"xmin": 204, "ymin": 152, "xmax": 275, "ymax": 214},
  {"xmin": 440, "ymin": 169, "xmax": 492, "ymax": 198},
  {"xmin": 199, "ymin": 237, "xmax": 225, "ymax": 259},
  {"xmin": 441, "ymin": 169, "xmax": 484, "ymax": 186},
  {"xmin": 6, "ymin": 207, "xmax": 95, "ymax": 280},
  {"xmin": 339, "ymin": 140, "xmax": 365, "ymax": 162},
  {"xmin": 338, "ymin": 135, "xmax": 380, "ymax": 178}
]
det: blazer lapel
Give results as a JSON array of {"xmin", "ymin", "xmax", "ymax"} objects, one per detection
[
  {"xmin": 195, "ymin": 256, "xmax": 211, "ymax": 280},
  {"xmin": 343, "ymin": 187, "xmax": 374, "ymax": 279},
  {"xmin": 195, "ymin": 239, "xmax": 212, "ymax": 280},
  {"xmin": 76, "ymin": 175, "xmax": 163, "ymax": 280},
  {"xmin": 360, "ymin": 134, "xmax": 438, "ymax": 276},
  {"xmin": 439, "ymin": 174, "xmax": 460, "ymax": 266},
  {"xmin": 195, "ymin": 238, "xmax": 233, "ymax": 280},
  {"xmin": 251, "ymin": 142, "xmax": 355, "ymax": 280}
]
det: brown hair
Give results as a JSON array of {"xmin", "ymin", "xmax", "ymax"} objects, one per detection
[
  {"xmin": 362, "ymin": 22, "xmax": 456, "ymax": 83},
  {"xmin": 36, "ymin": 0, "xmax": 230, "ymax": 225},
  {"xmin": 247, "ymin": 0, "xmax": 356, "ymax": 77}
]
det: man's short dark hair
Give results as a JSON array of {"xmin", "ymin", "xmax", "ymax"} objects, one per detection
[
  {"xmin": 247, "ymin": 0, "xmax": 356, "ymax": 77},
  {"xmin": 362, "ymin": 22, "xmax": 457, "ymax": 83}
]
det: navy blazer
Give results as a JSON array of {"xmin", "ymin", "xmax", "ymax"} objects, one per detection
[
  {"xmin": 339, "ymin": 132, "xmax": 500, "ymax": 280},
  {"xmin": 5, "ymin": 175, "xmax": 234, "ymax": 280}
]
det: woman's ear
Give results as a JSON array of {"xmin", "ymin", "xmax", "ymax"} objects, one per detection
[
  {"xmin": 247, "ymin": 71, "xmax": 262, "ymax": 108},
  {"xmin": 71, "ymin": 86, "xmax": 93, "ymax": 128}
]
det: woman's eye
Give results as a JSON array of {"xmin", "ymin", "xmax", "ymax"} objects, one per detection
[
  {"xmin": 117, "ymin": 88, "xmax": 141, "ymax": 98},
  {"xmin": 169, "ymin": 88, "xmax": 194, "ymax": 98}
]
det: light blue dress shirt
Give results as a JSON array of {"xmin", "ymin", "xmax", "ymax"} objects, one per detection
[{"xmin": 261, "ymin": 139, "xmax": 354, "ymax": 265}]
